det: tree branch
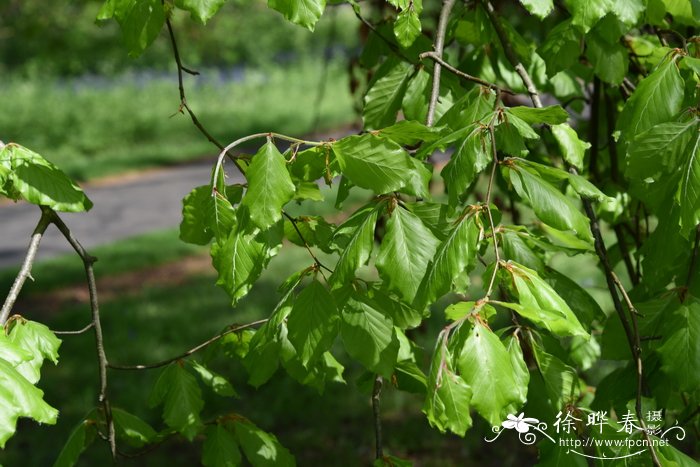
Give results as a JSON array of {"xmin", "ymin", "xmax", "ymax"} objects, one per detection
[
  {"xmin": 0, "ymin": 210, "xmax": 51, "ymax": 324},
  {"xmin": 419, "ymin": 51, "xmax": 510, "ymax": 94},
  {"xmin": 372, "ymin": 375, "xmax": 383, "ymax": 460},
  {"xmin": 44, "ymin": 207, "xmax": 116, "ymax": 460},
  {"xmin": 480, "ymin": 0, "xmax": 542, "ymax": 108},
  {"xmin": 108, "ymin": 319, "xmax": 268, "ymax": 370},
  {"xmin": 53, "ymin": 322, "xmax": 95, "ymax": 336},
  {"xmin": 426, "ymin": 0, "xmax": 457, "ymax": 126}
]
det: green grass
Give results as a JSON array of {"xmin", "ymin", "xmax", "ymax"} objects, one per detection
[{"xmin": 0, "ymin": 58, "xmax": 355, "ymax": 181}]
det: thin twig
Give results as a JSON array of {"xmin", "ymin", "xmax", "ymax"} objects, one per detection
[
  {"xmin": 480, "ymin": 0, "xmax": 542, "ymax": 108},
  {"xmin": 352, "ymin": 7, "xmax": 414, "ymax": 64},
  {"xmin": 45, "ymin": 207, "xmax": 116, "ymax": 460},
  {"xmin": 372, "ymin": 375, "xmax": 383, "ymax": 460},
  {"xmin": 484, "ymin": 120, "xmax": 501, "ymax": 298},
  {"xmin": 614, "ymin": 224, "xmax": 639, "ymax": 285},
  {"xmin": 426, "ymin": 0, "xmax": 457, "ymax": 126},
  {"xmin": 0, "ymin": 210, "xmax": 51, "ymax": 324},
  {"xmin": 419, "ymin": 52, "xmax": 510, "ymax": 94},
  {"xmin": 108, "ymin": 319, "xmax": 268, "ymax": 370},
  {"xmin": 282, "ymin": 212, "xmax": 333, "ymax": 278},
  {"xmin": 588, "ymin": 77, "xmax": 601, "ymax": 181},
  {"xmin": 53, "ymin": 322, "xmax": 95, "ymax": 336}
]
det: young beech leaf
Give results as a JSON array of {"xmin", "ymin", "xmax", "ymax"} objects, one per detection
[
  {"xmin": 340, "ymin": 293, "xmax": 400, "ymax": 377},
  {"xmin": 0, "ymin": 144, "xmax": 93, "ymax": 212},
  {"xmin": 530, "ymin": 339, "xmax": 580, "ymax": 409},
  {"xmin": 329, "ymin": 202, "xmax": 382, "ymax": 287},
  {"xmin": 656, "ymin": 299, "xmax": 700, "ymax": 391},
  {"xmin": 332, "ymin": 134, "xmax": 427, "ymax": 196},
  {"xmin": 287, "ymin": 280, "xmax": 339, "ymax": 367},
  {"xmin": 440, "ymin": 125, "xmax": 491, "ymax": 206},
  {"xmin": 497, "ymin": 261, "xmax": 589, "ymax": 338},
  {"xmin": 413, "ymin": 210, "xmax": 481, "ymax": 310},
  {"xmin": 53, "ymin": 420, "xmax": 96, "ymax": 467},
  {"xmin": 234, "ymin": 419, "xmax": 296, "ymax": 466},
  {"xmin": 7, "ymin": 319, "xmax": 61, "ymax": 385},
  {"xmin": 376, "ymin": 120, "xmax": 445, "ymax": 146},
  {"xmin": 240, "ymin": 141, "xmax": 295, "ymax": 230},
  {"xmin": 616, "ymin": 57, "xmax": 684, "ymax": 147},
  {"xmin": 363, "ymin": 59, "xmax": 412, "ymax": 130},
  {"xmin": 507, "ymin": 105, "xmax": 569, "ymax": 125},
  {"xmin": 0, "ymin": 358, "xmax": 58, "ymax": 448},
  {"xmin": 376, "ymin": 205, "xmax": 440, "ymax": 303},
  {"xmin": 148, "ymin": 363, "xmax": 204, "ymax": 441},
  {"xmin": 211, "ymin": 221, "xmax": 281, "ymax": 305},
  {"xmin": 112, "ymin": 407, "xmax": 157, "ymax": 448},
  {"xmin": 506, "ymin": 165, "xmax": 593, "ymax": 242},
  {"xmin": 551, "ymin": 123, "xmax": 590, "ymax": 171},
  {"xmin": 174, "ymin": 0, "xmax": 227, "ymax": 24},
  {"xmin": 394, "ymin": 8, "xmax": 421, "ymax": 48},
  {"xmin": 267, "ymin": 0, "xmax": 325, "ymax": 31},
  {"xmin": 423, "ymin": 339, "xmax": 472, "ymax": 436},
  {"xmin": 202, "ymin": 424, "xmax": 242, "ymax": 467},
  {"xmin": 457, "ymin": 322, "xmax": 527, "ymax": 425}
]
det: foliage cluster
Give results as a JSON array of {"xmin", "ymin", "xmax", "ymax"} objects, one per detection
[{"xmin": 1, "ymin": 0, "xmax": 700, "ymax": 465}]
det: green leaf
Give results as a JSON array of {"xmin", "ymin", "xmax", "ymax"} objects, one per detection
[
  {"xmin": 202, "ymin": 424, "xmax": 242, "ymax": 467},
  {"xmin": 234, "ymin": 419, "xmax": 296, "ymax": 466},
  {"xmin": 112, "ymin": 407, "xmax": 157, "ymax": 448},
  {"xmin": 414, "ymin": 210, "xmax": 481, "ymax": 309},
  {"xmin": 241, "ymin": 141, "xmax": 296, "ymax": 230},
  {"xmin": 585, "ymin": 27, "xmax": 628, "ymax": 85},
  {"xmin": 340, "ymin": 294, "xmax": 400, "ymax": 376},
  {"xmin": 423, "ymin": 340, "xmax": 472, "ymax": 436},
  {"xmin": 148, "ymin": 363, "xmax": 204, "ymax": 440},
  {"xmin": 376, "ymin": 206, "xmax": 440, "ymax": 303},
  {"xmin": 363, "ymin": 59, "xmax": 412, "ymax": 130},
  {"xmin": 563, "ymin": 0, "xmax": 612, "ymax": 32},
  {"xmin": 617, "ymin": 57, "xmax": 684, "ymax": 146},
  {"xmin": 287, "ymin": 280, "xmax": 339, "ymax": 366},
  {"xmin": 537, "ymin": 19, "xmax": 581, "ymax": 77},
  {"xmin": 436, "ymin": 87, "xmax": 495, "ymax": 131},
  {"xmin": 53, "ymin": 420, "xmax": 96, "ymax": 467},
  {"xmin": 368, "ymin": 288, "xmax": 425, "ymax": 329},
  {"xmin": 507, "ymin": 165, "xmax": 593, "ymax": 242},
  {"xmin": 499, "ymin": 261, "xmax": 589, "ymax": 338},
  {"xmin": 377, "ymin": 120, "xmax": 445, "ymax": 146},
  {"xmin": 0, "ymin": 144, "xmax": 92, "ymax": 212},
  {"xmin": 678, "ymin": 129, "xmax": 700, "ymax": 231},
  {"xmin": 284, "ymin": 215, "xmax": 334, "ymax": 253},
  {"xmin": 625, "ymin": 120, "xmax": 698, "ymax": 180},
  {"xmin": 440, "ymin": 126, "xmax": 491, "ymax": 205},
  {"xmin": 457, "ymin": 322, "xmax": 527, "ymax": 425},
  {"xmin": 656, "ymin": 299, "xmax": 700, "ymax": 391},
  {"xmin": 211, "ymin": 220, "xmax": 281, "ymax": 305},
  {"xmin": 267, "ymin": 0, "xmax": 325, "ymax": 30},
  {"xmin": 545, "ymin": 268, "xmax": 605, "ymax": 327},
  {"xmin": 332, "ymin": 134, "xmax": 426, "ymax": 196},
  {"xmin": 7, "ymin": 319, "xmax": 61, "ymax": 385},
  {"xmin": 500, "ymin": 228, "xmax": 546, "ymax": 271},
  {"xmin": 329, "ymin": 203, "xmax": 381, "ymax": 286},
  {"xmin": 507, "ymin": 105, "xmax": 569, "ymax": 125},
  {"xmin": 0, "ymin": 357, "xmax": 58, "ymax": 448},
  {"xmin": 531, "ymin": 339, "xmax": 579, "ymax": 409},
  {"xmin": 179, "ymin": 185, "xmax": 215, "ymax": 245},
  {"xmin": 0, "ymin": 333, "xmax": 32, "ymax": 368},
  {"xmin": 394, "ymin": 8, "xmax": 421, "ymax": 48},
  {"xmin": 190, "ymin": 361, "xmax": 237, "ymax": 397},
  {"xmin": 100, "ymin": 0, "xmax": 165, "ymax": 56},
  {"xmin": 610, "ymin": 0, "xmax": 645, "ymax": 25},
  {"xmin": 551, "ymin": 123, "xmax": 590, "ymax": 171},
  {"xmin": 518, "ymin": 0, "xmax": 553, "ymax": 18},
  {"xmin": 174, "ymin": 0, "xmax": 227, "ymax": 23}
]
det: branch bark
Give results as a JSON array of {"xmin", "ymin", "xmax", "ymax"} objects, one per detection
[
  {"xmin": 426, "ymin": 0, "xmax": 457, "ymax": 126},
  {"xmin": 0, "ymin": 210, "xmax": 51, "ymax": 324},
  {"xmin": 419, "ymin": 51, "xmax": 510, "ymax": 94}
]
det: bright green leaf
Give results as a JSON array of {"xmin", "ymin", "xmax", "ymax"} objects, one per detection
[
  {"xmin": 507, "ymin": 105, "xmax": 569, "ymax": 125},
  {"xmin": 267, "ymin": 0, "xmax": 325, "ymax": 30},
  {"xmin": 329, "ymin": 203, "xmax": 381, "ymax": 286},
  {"xmin": 190, "ymin": 361, "xmax": 237, "ymax": 397},
  {"xmin": 376, "ymin": 206, "xmax": 440, "ymax": 303},
  {"xmin": 241, "ymin": 141, "xmax": 296, "ymax": 230},
  {"xmin": 656, "ymin": 299, "xmax": 700, "ymax": 391},
  {"xmin": 551, "ymin": 123, "xmax": 590, "ymax": 170},
  {"xmin": 7, "ymin": 319, "xmax": 61, "ymax": 385},
  {"xmin": 363, "ymin": 59, "xmax": 412, "ymax": 130},
  {"xmin": 175, "ymin": 0, "xmax": 227, "ymax": 23},
  {"xmin": 287, "ymin": 280, "xmax": 339, "ymax": 366},
  {"xmin": 518, "ymin": 0, "xmax": 554, "ymax": 18},
  {"xmin": 234, "ymin": 419, "xmax": 296, "ymax": 466},
  {"xmin": 394, "ymin": 8, "xmax": 421, "ymax": 48},
  {"xmin": 112, "ymin": 407, "xmax": 157, "ymax": 448},
  {"xmin": 148, "ymin": 363, "xmax": 204, "ymax": 441},
  {"xmin": 202, "ymin": 424, "xmax": 242, "ymax": 467}
]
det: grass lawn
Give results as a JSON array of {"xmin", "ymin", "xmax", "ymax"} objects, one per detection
[{"xmin": 0, "ymin": 58, "xmax": 355, "ymax": 181}]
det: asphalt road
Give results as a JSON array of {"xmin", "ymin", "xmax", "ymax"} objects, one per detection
[{"xmin": 0, "ymin": 160, "xmax": 238, "ymax": 270}]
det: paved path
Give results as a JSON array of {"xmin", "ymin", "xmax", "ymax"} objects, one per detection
[{"xmin": 0, "ymin": 160, "xmax": 238, "ymax": 269}]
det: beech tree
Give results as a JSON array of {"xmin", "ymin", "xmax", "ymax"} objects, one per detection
[{"xmin": 1, "ymin": 0, "xmax": 699, "ymax": 465}]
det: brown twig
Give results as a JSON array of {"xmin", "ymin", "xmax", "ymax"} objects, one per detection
[
  {"xmin": 282, "ymin": 212, "xmax": 334, "ymax": 278},
  {"xmin": 484, "ymin": 120, "xmax": 502, "ymax": 298},
  {"xmin": 108, "ymin": 319, "xmax": 268, "ymax": 370},
  {"xmin": 372, "ymin": 375, "xmax": 383, "ymax": 460},
  {"xmin": 426, "ymin": 0, "xmax": 457, "ymax": 126},
  {"xmin": 419, "ymin": 52, "xmax": 511, "ymax": 94},
  {"xmin": 53, "ymin": 322, "xmax": 95, "ymax": 336},
  {"xmin": 0, "ymin": 210, "xmax": 51, "ymax": 324},
  {"xmin": 45, "ymin": 207, "xmax": 116, "ymax": 460}
]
